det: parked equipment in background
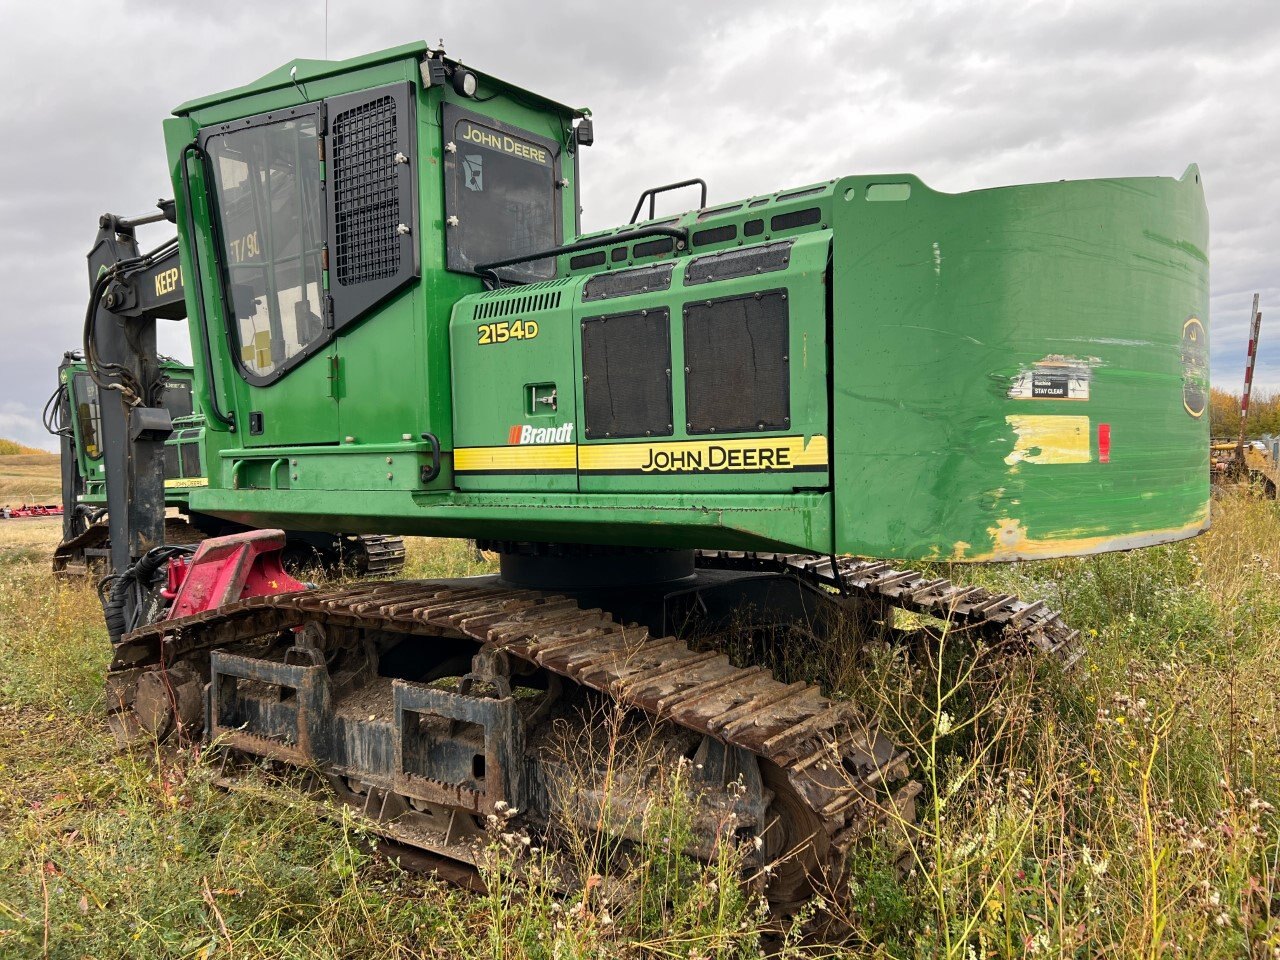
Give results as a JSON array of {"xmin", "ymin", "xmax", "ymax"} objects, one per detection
[
  {"xmin": 1211, "ymin": 437, "xmax": 1278, "ymax": 497},
  {"xmin": 46, "ymin": 351, "xmax": 406, "ymax": 578},
  {"xmin": 0, "ymin": 504, "xmax": 63, "ymax": 520},
  {"xmin": 1210, "ymin": 295, "xmax": 1273, "ymax": 496},
  {"xmin": 88, "ymin": 42, "xmax": 1210, "ymax": 912}
]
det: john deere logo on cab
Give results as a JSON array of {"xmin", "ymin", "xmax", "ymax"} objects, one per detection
[{"xmin": 508, "ymin": 423, "xmax": 574, "ymax": 444}]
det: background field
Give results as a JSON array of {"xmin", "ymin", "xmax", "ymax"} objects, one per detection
[
  {"xmin": 0, "ymin": 452, "xmax": 61, "ymax": 507},
  {"xmin": 3, "ymin": 473, "xmax": 1280, "ymax": 956}
]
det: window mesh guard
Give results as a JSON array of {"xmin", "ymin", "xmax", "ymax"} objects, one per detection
[{"xmin": 332, "ymin": 96, "xmax": 400, "ymax": 285}]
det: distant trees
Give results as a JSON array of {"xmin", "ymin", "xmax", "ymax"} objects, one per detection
[{"xmin": 1210, "ymin": 387, "xmax": 1280, "ymax": 438}]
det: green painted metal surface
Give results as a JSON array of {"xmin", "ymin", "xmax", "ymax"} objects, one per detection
[
  {"xmin": 161, "ymin": 43, "xmax": 1209, "ymax": 561},
  {"xmin": 829, "ymin": 171, "xmax": 1209, "ymax": 560},
  {"xmin": 62, "ymin": 360, "xmax": 205, "ymax": 508}
]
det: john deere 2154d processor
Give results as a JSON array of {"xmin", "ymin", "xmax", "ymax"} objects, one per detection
[{"xmin": 89, "ymin": 42, "xmax": 1210, "ymax": 910}]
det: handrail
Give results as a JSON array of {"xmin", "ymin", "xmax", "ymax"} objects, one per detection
[
  {"xmin": 474, "ymin": 224, "xmax": 688, "ymax": 287},
  {"xmin": 179, "ymin": 143, "xmax": 235, "ymax": 430},
  {"xmin": 419, "ymin": 432, "xmax": 442, "ymax": 485},
  {"xmin": 628, "ymin": 178, "xmax": 707, "ymax": 224}
]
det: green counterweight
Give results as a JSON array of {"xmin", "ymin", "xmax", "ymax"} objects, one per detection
[
  {"xmin": 829, "ymin": 170, "xmax": 1209, "ymax": 560},
  {"xmin": 163, "ymin": 42, "xmax": 1208, "ymax": 561}
]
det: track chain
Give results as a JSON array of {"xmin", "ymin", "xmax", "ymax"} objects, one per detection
[
  {"xmin": 352, "ymin": 534, "xmax": 407, "ymax": 576},
  {"xmin": 116, "ymin": 577, "xmax": 920, "ymax": 902},
  {"xmin": 695, "ymin": 550, "xmax": 1083, "ymax": 667},
  {"xmin": 113, "ymin": 551, "xmax": 1081, "ymax": 903}
]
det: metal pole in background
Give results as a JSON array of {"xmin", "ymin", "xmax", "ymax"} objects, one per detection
[{"xmin": 1237, "ymin": 292, "xmax": 1263, "ymax": 463}]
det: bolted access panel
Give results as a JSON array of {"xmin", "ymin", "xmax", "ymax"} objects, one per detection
[
  {"xmin": 683, "ymin": 290, "xmax": 790, "ymax": 435},
  {"xmin": 581, "ymin": 308, "xmax": 673, "ymax": 440}
]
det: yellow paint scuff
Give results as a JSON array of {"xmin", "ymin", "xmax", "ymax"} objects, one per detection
[
  {"xmin": 977, "ymin": 507, "xmax": 1211, "ymax": 562},
  {"xmin": 1004, "ymin": 415, "xmax": 1091, "ymax": 466}
]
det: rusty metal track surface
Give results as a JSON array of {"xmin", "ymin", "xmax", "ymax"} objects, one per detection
[
  {"xmin": 51, "ymin": 523, "xmax": 110, "ymax": 574},
  {"xmin": 53, "ymin": 518, "xmax": 200, "ymax": 575},
  {"xmin": 354, "ymin": 535, "xmax": 407, "ymax": 576},
  {"xmin": 696, "ymin": 550, "xmax": 1083, "ymax": 666},
  {"xmin": 114, "ymin": 550, "xmax": 1079, "ymax": 899},
  {"xmin": 116, "ymin": 578, "xmax": 917, "ymax": 885}
]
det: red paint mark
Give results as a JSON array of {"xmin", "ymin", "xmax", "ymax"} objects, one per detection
[
  {"xmin": 508, "ymin": 424, "xmax": 522, "ymax": 444},
  {"xmin": 1098, "ymin": 423, "xmax": 1111, "ymax": 463}
]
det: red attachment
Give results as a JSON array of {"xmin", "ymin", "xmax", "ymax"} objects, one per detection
[
  {"xmin": 2, "ymin": 504, "xmax": 63, "ymax": 519},
  {"xmin": 165, "ymin": 529, "xmax": 306, "ymax": 621},
  {"xmin": 1098, "ymin": 423, "xmax": 1111, "ymax": 464},
  {"xmin": 161, "ymin": 554, "xmax": 189, "ymax": 601}
]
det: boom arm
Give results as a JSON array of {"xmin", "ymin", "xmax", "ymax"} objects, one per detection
[{"xmin": 84, "ymin": 203, "xmax": 186, "ymax": 573}]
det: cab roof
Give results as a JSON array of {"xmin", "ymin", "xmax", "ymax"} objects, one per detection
[{"xmin": 172, "ymin": 41, "xmax": 583, "ymax": 118}]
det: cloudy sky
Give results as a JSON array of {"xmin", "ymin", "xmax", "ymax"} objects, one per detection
[{"xmin": 0, "ymin": 0, "xmax": 1275, "ymax": 450}]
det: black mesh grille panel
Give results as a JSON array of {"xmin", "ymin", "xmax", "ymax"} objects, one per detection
[
  {"xmin": 684, "ymin": 290, "xmax": 789, "ymax": 434},
  {"xmin": 692, "ymin": 224, "xmax": 736, "ymax": 247},
  {"xmin": 180, "ymin": 442, "xmax": 202, "ymax": 479},
  {"xmin": 581, "ymin": 309, "xmax": 672, "ymax": 439},
  {"xmin": 632, "ymin": 237, "xmax": 674, "ymax": 259},
  {"xmin": 696, "ymin": 203, "xmax": 743, "ymax": 221},
  {"xmin": 777, "ymin": 186, "xmax": 825, "ymax": 201},
  {"xmin": 332, "ymin": 96, "xmax": 400, "ymax": 285},
  {"xmin": 570, "ymin": 251, "xmax": 606, "ymax": 270},
  {"xmin": 770, "ymin": 207, "xmax": 821, "ymax": 232},
  {"xmin": 582, "ymin": 263, "xmax": 673, "ymax": 303},
  {"xmin": 684, "ymin": 240, "xmax": 793, "ymax": 286},
  {"xmin": 163, "ymin": 444, "xmax": 181, "ymax": 480}
]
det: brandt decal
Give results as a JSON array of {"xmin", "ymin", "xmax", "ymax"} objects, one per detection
[{"xmin": 508, "ymin": 423, "xmax": 575, "ymax": 444}]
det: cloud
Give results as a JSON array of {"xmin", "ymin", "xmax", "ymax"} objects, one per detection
[
  {"xmin": 0, "ymin": 402, "xmax": 54, "ymax": 453},
  {"xmin": 0, "ymin": 0, "xmax": 1274, "ymax": 446}
]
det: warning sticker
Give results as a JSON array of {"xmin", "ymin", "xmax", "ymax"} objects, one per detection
[{"xmin": 1008, "ymin": 358, "xmax": 1094, "ymax": 402}]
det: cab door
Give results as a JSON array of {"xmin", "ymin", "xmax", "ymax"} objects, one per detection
[
  {"xmin": 324, "ymin": 84, "xmax": 422, "ymax": 446},
  {"xmin": 203, "ymin": 105, "xmax": 339, "ymax": 446}
]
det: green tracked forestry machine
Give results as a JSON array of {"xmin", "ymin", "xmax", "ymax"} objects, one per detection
[
  {"xmin": 89, "ymin": 41, "xmax": 1210, "ymax": 911},
  {"xmin": 46, "ymin": 354, "xmax": 406, "ymax": 577}
]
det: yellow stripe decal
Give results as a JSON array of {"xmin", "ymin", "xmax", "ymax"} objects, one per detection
[
  {"xmin": 165, "ymin": 477, "xmax": 210, "ymax": 489},
  {"xmin": 454, "ymin": 444, "xmax": 577, "ymax": 472},
  {"xmin": 579, "ymin": 435, "xmax": 827, "ymax": 473},
  {"xmin": 453, "ymin": 436, "xmax": 828, "ymax": 475}
]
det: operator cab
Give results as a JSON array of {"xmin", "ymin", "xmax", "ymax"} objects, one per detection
[{"xmin": 170, "ymin": 43, "xmax": 584, "ymax": 455}]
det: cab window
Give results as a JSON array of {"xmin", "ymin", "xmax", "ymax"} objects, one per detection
[
  {"xmin": 72, "ymin": 373, "xmax": 102, "ymax": 460},
  {"xmin": 206, "ymin": 114, "xmax": 326, "ymax": 381},
  {"xmin": 443, "ymin": 105, "xmax": 560, "ymax": 282}
]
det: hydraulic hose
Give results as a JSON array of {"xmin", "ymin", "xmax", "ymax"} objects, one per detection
[{"xmin": 101, "ymin": 545, "xmax": 195, "ymax": 645}]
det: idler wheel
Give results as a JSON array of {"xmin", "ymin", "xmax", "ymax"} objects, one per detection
[
  {"xmin": 134, "ymin": 664, "xmax": 204, "ymax": 741},
  {"xmin": 759, "ymin": 760, "xmax": 833, "ymax": 914}
]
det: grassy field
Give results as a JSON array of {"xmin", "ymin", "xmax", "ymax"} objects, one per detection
[
  {"xmin": 2, "ymin": 498, "xmax": 1280, "ymax": 957},
  {"xmin": 0, "ymin": 451, "xmax": 62, "ymax": 507}
]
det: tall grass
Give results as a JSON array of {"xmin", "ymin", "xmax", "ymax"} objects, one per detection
[{"xmin": 2, "ymin": 503, "xmax": 1280, "ymax": 956}]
